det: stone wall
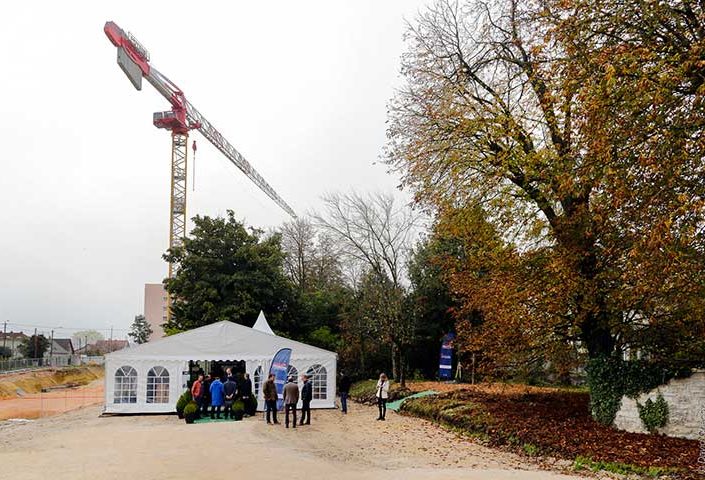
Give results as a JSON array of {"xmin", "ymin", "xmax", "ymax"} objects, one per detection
[{"xmin": 614, "ymin": 370, "xmax": 705, "ymax": 439}]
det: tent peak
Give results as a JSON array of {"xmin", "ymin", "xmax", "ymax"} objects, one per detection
[{"xmin": 252, "ymin": 311, "xmax": 275, "ymax": 335}]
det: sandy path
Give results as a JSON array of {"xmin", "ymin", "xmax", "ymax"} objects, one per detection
[{"xmin": 0, "ymin": 400, "xmax": 591, "ymax": 480}]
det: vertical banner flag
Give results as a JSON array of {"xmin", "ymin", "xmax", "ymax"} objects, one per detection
[
  {"xmin": 439, "ymin": 332, "xmax": 455, "ymax": 380},
  {"xmin": 269, "ymin": 348, "xmax": 292, "ymax": 410}
]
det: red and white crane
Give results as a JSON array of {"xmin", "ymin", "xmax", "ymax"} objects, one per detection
[{"xmin": 104, "ymin": 21, "xmax": 296, "ymax": 281}]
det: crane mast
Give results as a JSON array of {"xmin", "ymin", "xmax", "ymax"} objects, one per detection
[{"xmin": 104, "ymin": 21, "xmax": 296, "ymax": 321}]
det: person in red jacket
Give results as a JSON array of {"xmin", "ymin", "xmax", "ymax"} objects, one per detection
[{"xmin": 191, "ymin": 374, "xmax": 204, "ymax": 417}]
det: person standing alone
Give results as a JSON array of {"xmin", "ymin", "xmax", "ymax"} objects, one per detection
[
  {"xmin": 283, "ymin": 376, "xmax": 299, "ymax": 428},
  {"xmin": 299, "ymin": 374, "xmax": 312, "ymax": 426},
  {"xmin": 375, "ymin": 373, "xmax": 389, "ymax": 421},
  {"xmin": 263, "ymin": 373, "xmax": 279, "ymax": 424},
  {"xmin": 338, "ymin": 372, "xmax": 351, "ymax": 414}
]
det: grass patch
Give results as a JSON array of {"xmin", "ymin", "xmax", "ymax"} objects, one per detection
[{"xmin": 573, "ymin": 455, "xmax": 679, "ymax": 477}]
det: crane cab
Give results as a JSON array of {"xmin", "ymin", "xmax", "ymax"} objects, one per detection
[{"xmin": 153, "ymin": 110, "xmax": 189, "ymax": 133}]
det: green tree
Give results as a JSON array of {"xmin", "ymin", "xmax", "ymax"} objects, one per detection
[
  {"xmin": 128, "ymin": 315, "xmax": 152, "ymax": 344},
  {"xmin": 163, "ymin": 211, "xmax": 293, "ymax": 333},
  {"xmin": 19, "ymin": 334, "xmax": 50, "ymax": 359},
  {"xmin": 406, "ymin": 237, "xmax": 457, "ymax": 378},
  {"xmin": 0, "ymin": 346, "xmax": 12, "ymax": 359}
]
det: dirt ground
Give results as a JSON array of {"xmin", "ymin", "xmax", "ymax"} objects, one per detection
[
  {"xmin": 0, "ymin": 399, "xmax": 595, "ymax": 480},
  {"xmin": 0, "ymin": 379, "xmax": 103, "ymax": 420}
]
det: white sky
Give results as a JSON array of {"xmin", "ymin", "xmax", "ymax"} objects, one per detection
[{"xmin": 0, "ymin": 1, "xmax": 430, "ymax": 340}]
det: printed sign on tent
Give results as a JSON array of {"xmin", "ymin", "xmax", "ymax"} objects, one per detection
[
  {"xmin": 439, "ymin": 332, "xmax": 455, "ymax": 380},
  {"xmin": 269, "ymin": 348, "xmax": 292, "ymax": 410}
]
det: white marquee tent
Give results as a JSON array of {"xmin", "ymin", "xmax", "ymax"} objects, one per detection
[{"xmin": 104, "ymin": 314, "xmax": 337, "ymax": 414}]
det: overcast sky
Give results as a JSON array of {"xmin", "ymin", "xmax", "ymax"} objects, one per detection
[{"xmin": 0, "ymin": 1, "xmax": 431, "ymax": 340}]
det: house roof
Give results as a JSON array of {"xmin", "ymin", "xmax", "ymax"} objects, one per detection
[
  {"xmin": 106, "ymin": 320, "xmax": 336, "ymax": 362},
  {"xmin": 0, "ymin": 332, "xmax": 28, "ymax": 340},
  {"xmin": 95, "ymin": 340, "xmax": 129, "ymax": 353},
  {"xmin": 53, "ymin": 338, "xmax": 74, "ymax": 354}
]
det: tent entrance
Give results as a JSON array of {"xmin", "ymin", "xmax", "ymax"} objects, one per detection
[{"xmin": 188, "ymin": 359, "xmax": 246, "ymax": 382}]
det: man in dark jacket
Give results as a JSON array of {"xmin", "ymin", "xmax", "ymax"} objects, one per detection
[
  {"xmin": 283, "ymin": 376, "xmax": 299, "ymax": 428},
  {"xmin": 201, "ymin": 374, "xmax": 212, "ymax": 416},
  {"xmin": 223, "ymin": 375, "xmax": 238, "ymax": 419},
  {"xmin": 299, "ymin": 374, "xmax": 312, "ymax": 425},
  {"xmin": 262, "ymin": 373, "xmax": 278, "ymax": 424},
  {"xmin": 240, "ymin": 373, "xmax": 255, "ymax": 416},
  {"xmin": 339, "ymin": 372, "xmax": 351, "ymax": 414}
]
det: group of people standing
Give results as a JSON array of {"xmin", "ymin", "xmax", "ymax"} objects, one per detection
[
  {"xmin": 192, "ymin": 369, "xmax": 390, "ymax": 423},
  {"xmin": 190, "ymin": 368, "xmax": 255, "ymax": 419},
  {"xmin": 261, "ymin": 373, "xmax": 314, "ymax": 428}
]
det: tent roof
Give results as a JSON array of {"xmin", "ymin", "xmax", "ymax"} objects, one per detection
[
  {"xmin": 252, "ymin": 311, "xmax": 275, "ymax": 335},
  {"xmin": 105, "ymin": 320, "xmax": 336, "ymax": 361}
]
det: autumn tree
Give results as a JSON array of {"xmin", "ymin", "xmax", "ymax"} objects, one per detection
[
  {"xmin": 71, "ymin": 330, "xmax": 104, "ymax": 350},
  {"xmin": 386, "ymin": 0, "xmax": 705, "ymax": 390}
]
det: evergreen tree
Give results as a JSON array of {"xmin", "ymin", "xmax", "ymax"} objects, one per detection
[{"xmin": 129, "ymin": 315, "xmax": 152, "ymax": 344}]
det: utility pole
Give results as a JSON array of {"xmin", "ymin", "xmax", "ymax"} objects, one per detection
[
  {"xmin": 49, "ymin": 329, "xmax": 54, "ymax": 366},
  {"xmin": 110, "ymin": 326, "xmax": 113, "ymax": 353},
  {"xmin": 33, "ymin": 328, "xmax": 38, "ymax": 364},
  {"xmin": 2, "ymin": 321, "xmax": 6, "ymax": 350}
]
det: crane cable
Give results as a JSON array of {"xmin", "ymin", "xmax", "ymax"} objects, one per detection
[{"xmin": 192, "ymin": 140, "xmax": 197, "ymax": 191}]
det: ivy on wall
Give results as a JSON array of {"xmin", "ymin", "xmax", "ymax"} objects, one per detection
[{"xmin": 586, "ymin": 357, "xmax": 690, "ymax": 426}]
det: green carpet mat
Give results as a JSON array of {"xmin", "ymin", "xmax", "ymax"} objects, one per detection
[
  {"xmin": 192, "ymin": 415, "xmax": 249, "ymax": 424},
  {"xmin": 386, "ymin": 390, "xmax": 438, "ymax": 412}
]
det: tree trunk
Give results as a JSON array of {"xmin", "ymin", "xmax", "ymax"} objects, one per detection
[
  {"xmin": 398, "ymin": 345, "xmax": 406, "ymax": 387},
  {"xmin": 391, "ymin": 343, "xmax": 397, "ymax": 381}
]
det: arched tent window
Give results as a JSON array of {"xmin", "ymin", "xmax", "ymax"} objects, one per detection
[
  {"xmin": 287, "ymin": 365, "xmax": 298, "ymax": 382},
  {"xmin": 306, "ymin": 364, "xmax": 327, "ymax": 400},
  {"xmin": 146, "ymin": 366, "xmax": 170, "ymax": 403},
  {"xmin": 114, "ymin": 366, "xmax": 137, "ymax": 404},
  {"xmin": 253, "ymin": 366, "xmax": 263, "ymax": 396}
]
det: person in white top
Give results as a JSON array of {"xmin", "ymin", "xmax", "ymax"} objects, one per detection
[{"xmin": 375, "ymin": 372, "xmax": 389, "ymax": 421}]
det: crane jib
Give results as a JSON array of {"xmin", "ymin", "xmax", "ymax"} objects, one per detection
[{"xmin": 105, "ymin": 21, "xmax": 296, "ymax": 219}]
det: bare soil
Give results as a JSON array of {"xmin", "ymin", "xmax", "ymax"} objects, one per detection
[{"xmin": 0, "ymin": 398, "xmax": 594, "ymax": 480}]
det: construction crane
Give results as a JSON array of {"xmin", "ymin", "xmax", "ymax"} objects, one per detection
[{"xmin": 103, "ymin": 21, "xmax": 297, "ymax": 283}]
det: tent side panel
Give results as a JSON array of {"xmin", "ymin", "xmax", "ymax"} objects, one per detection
[{"xmin": 104, "ymin": 358, "xmax": 186, "ymax": 414}]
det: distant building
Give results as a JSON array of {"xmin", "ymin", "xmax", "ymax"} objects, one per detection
[
  {"xmin": 0, "ymin": 332, "xmax": 29, "ymax": 358},
  {"xmin": 48, "ymin": 338, "xmax": 74, "ymax": 358},
  {"xmin": 144, "ymin": 283, "xmax": 167, "ymax": 341},
  {"xmin": 76, "ymin": 339, "xmax": 129, "ymax": 356}
]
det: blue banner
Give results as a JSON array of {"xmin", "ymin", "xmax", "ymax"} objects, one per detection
[
  {"xmin": 268, "ymin": 348, "xmax": 292, "ymax": 410},
  {"xmin": 439, "ymin": 332, "xmax": 455, "ymax": 380}
]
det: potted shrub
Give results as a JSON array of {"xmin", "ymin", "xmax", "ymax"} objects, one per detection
[
  {"xmin": 232, "ymin": 400, "xmax": 245, "ymax": 421},
  {"xmin": 175, "ymin": 390, "xmax": 192, "ymax": 419},
  {"xmin": 184, "ymin": 401, "xmax": 199, "ymax": 424},
  {"xmin": 246, "ymin": 395, "xmax": 258, "ymax": 416}
]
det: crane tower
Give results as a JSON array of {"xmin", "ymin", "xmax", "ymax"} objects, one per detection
[{"xmin": 104, "ymin": 21, "xmax": 296, "ymax": 284}]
